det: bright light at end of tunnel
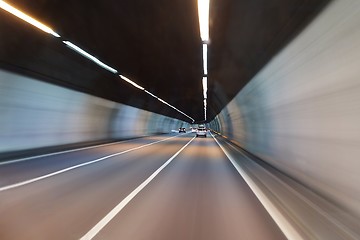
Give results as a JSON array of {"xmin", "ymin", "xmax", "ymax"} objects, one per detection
[
  {"xmin": 119, "ymin": 75, "xmax": 145, "ymax": 90},
  {"xmin": 198, "ymin": 0, "xmax": 210, "ymax": 42},
  {"xmin": 0, "ymin": 0, "xmax": 60, "ymax": 37},
  {"xmin": 63, "ymin": 41, "xmax": 118, "ymax": 74}
]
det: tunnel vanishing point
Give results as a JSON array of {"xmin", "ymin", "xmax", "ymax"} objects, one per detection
[{"xmin": 1, "ymin": 0, "xmax": 360, "ymax": 239}]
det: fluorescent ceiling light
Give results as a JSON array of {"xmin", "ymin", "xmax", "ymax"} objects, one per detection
[
  {"xmin": 144, "ymin": 90, "xmax": 158, "ymax": 99},
  {"xmin": 159, "ymin": 98, "xmax": 195, "ymax": 121},
  {"xmin": 0, "ymin": 1, "xmax": 196, "ymax": 122},
  {"xmin": 198, "ymin": 0, "xmax": 210, "ymax": 42},
  {"xmin": 63, "ymin": 41, "xmax": 117, "ymax": 74},
  {"xmin": 202, "ymin": 77, "xmax": 208, "ymax": 99},
  {"xmin": 0, "ymin": 1, "xmax": 60, "ymax": 37},
  {"xmin": 203, "ymin": 79, "xmax": 207, "ymax": 121},
  {"xmin": 144, "ymin": 90, "xmax": 194, "ymax": 122},
  {"xmin": 204, "ymin": 107, "xmax": 207, "ymax": 120},
  {"xmin": 119, "ymin": 75, "xmax": 144, "ymax": 90},
  {"xmin": 157, "ymin": 97, "xmax": 168, "ymax": 105},
  {"xmin": 198, "ymin": 0, "xmax": 209, "ymax": 122},
  {"xmin": 203, "ymin": 44, "xmax": 208, "ymax": 75}
]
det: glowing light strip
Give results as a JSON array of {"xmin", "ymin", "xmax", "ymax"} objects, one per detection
[
  {"xmin": 0, "ymin": 1, "xmax": 60, "ymax": 37},
  {"xmin": 0, "ymin": 0, "xmax": 195, "ymax": 122},
  {"xmin": 142, "ymin": 90, "xmax": 195, "ymax": 122},
  {"xmin": 119, "ymin": 75, "xmax": 144, "ymax": 90},
  {"xmin": 204, "ymin": 99, "xmax": 207, "ymax": 120},
  {"xmin": 63, "ymin": 41, "xmax": 118, "ymax": 73},
  {"xmin": 198, "ymin": 0, "xmax": 210, "ymax": 42},
  {"xmin": 144, "ymin": 90, "xmax": 158, "ymax": 99},
  {"xmin": 203, "ymin": 44, "xmax": 208, "ymax": 75},
  {"xmin": 157, "ymin": 97, "xmax": 167, "ymax": 105},
  {"xmin": 198, "ymin": 0, "xmax": 210, "ymax": 121},
  {"xmin": 202, "ymin": 77, "xmax": 207, "ymax": 99}
]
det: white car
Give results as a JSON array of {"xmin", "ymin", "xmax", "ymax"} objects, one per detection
[{"xmin": 196, "ymin": 127, "xmax": 207, "ymax": 137}]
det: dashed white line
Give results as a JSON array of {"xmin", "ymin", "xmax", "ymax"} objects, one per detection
[
  {"xmin": 0, "ymin": 134, "xmax": 183, "ymax": 192},
  {"xmin": 80, "ymin": 136, "xmax": 195, "ymax": 240}
]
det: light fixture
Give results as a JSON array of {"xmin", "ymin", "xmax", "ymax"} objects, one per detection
[
  {"xmin": 202, "ymin": 44, "xmax": 208, "ymax": 75},
  {"xmin": 144, "ymin": 90, "xmax": 158, "ymax": 98},
  {"xmin": 204, "ymin": 99, "xmax": 207, "ymax": 120},
  {"xmin": 119, "ymin": 75, "xmax": 145, "ymax": 90},
  {"xmin": 0, "ymin": 1, "xmax": 60, "ymax": 38},
  {"xmin": 202, "ymin": 77, "xmax": 208, "ymax": 99},
  {"xmin": 197, "ymin": 0, "xmax": 210, "ymax": 42},
  {"xmin": 157, "ymin": 97, "xmax": 168, "ymax": 105},
  {"xmin": 198, "ymin": 0, "xmax": 210, "ymax": 121},
  {"xmin": 0, "ymin": 0, "xmax": 196, "ymax": 123},
  {"xmin": 144, "ymin": 91, "xmax": 195, "ymax": 122},
  {"xmin": 63, "ymin": 41, "xmax": 118, "ymax": 74}
]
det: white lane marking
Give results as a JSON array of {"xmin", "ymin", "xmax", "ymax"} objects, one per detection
[
  {"xmin": 0, "ymin": 137, "xmax": 143, "ymax": 166},
  {"xmin": 0, "ymin": 134, "xmax": 184, "ymax": 192},
  {"xmin": 80, "ymin": 136, "xmax": 196, "ymax": 240},
  {"xmin": 210, "ymin": 133, "xmax": 303, "ymax": 240}
]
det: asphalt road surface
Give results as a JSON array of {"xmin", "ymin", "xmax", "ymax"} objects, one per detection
[{"xmin": 0, "ymin": 133, "xmax": 286, "ymax": 240}]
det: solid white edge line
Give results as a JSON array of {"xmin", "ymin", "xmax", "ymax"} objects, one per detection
[
  {"xmin": 0, "ymin": 134, "xmax": 185, "ymax": 192},
  {"xmin": 0, "ymin": 134, "xmax": 176, "ymax": 166},
  {"xmin": 80, "ymin": 136, "xmax": 196, "ymax": 240},
  {"xmin": 210, "ymin": 133, "xmax": 303, "ymax": 240}
]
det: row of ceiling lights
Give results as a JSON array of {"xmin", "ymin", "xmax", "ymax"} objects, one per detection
[
  {"xmin": 0, "ymin": 0, "xmax": 197, "ymax": 123},
  {"xmin": 198, "ymin": 0, "xmax": 210, "ymax": 121}
]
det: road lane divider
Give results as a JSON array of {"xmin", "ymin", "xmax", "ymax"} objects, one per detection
[
  {"xmin": 210, "ymin": 132, "xmax": 303, "ymax": 240},
  {"xmin": 80, "ymin": 136, "xmax": 196, "ymax": 240},
  {"xmin": 0, "ymin": 134, "xmax": 181, "ymax": 166},
  {"xmin": 0, "ymin": 134, "xmax": 186, "ymax": 192}
]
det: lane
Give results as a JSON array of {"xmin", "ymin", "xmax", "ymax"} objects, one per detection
[
  {"xmin": 0, "ymin": 134, "xmax": 192, "ymax": 240},
  {"xmin": 0, "ymin": 133, "xmax": 183, "ymax": 188},
  {"xmin": 93, "ymin": 134, "xmax": 286, "ymax": 240},
  {"xmin": 81, "ymin": 136, "xmax": 195, "ymax": 239}
]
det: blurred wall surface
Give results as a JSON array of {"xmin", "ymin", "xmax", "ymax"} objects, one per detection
[
  {"xmin": 210, "ymin": 0, "xmax": 360, "ymax": 218},
  {"xmin": 0, "ymin": 69, "xmax": 186, "ymax": 153}
]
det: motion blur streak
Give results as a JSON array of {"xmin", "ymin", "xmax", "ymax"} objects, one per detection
[
  {"xmin": 80, "ymin": 136, "xmax": 196, "ymax": 240},
  {"xmin": 2, "ymin": 0, "xmax": 360, "ymax": 239},
  {"xmin": 0, "ymin": 0, "xmax": 60, "ymax": 37},
  {"xmin": 0, "ymin": 134, "xmax": 180, "ymax": 192},
  {"xmin": 0, "ymin": 69, "xmax": 189, "ymax": 153},
  {"xmin": 209, "ymin": 0, "xmax": 360, "ymax": 238},
  {"xmin": 211, "ymin": 133, "xmax": 303, "ymax": 240},
  {"xmin": 0, "ymin": 135, "xmax": 285, "ymax": 239}
]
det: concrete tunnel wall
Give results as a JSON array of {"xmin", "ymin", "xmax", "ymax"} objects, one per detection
[
  {"xmin": 0, "ymin": 69, "xmax": 188, "ymax": 154},
  {"xmin": 210, "ymin": 0, "xmax": 360, "ymax": 218}
]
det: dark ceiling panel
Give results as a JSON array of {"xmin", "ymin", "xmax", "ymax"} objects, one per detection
[
  {"xmin": 208, "ymin": 0, "xmax": 330, "ymax": 120},
  {"xmin": 1, "ymin": 0, "xmax": 330, "ymax": 122}
]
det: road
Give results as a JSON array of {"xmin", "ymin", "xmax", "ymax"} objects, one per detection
[{"xmin": 0, "ymin": 133, "xmax": 286, "ymax": 240}]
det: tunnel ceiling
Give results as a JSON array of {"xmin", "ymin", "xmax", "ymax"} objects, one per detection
[{"xmin": 0, "ymin": 0, "xmax": 329, "ymax": 122}]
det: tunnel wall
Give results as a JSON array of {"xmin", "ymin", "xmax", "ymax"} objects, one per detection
[
  {"xmin": 210, "ymin": 0, "xmax": 360, "ymax": 217},
  {"xmin": 0, "ymin": 69, "xmax": 186, "ymax": 153}
]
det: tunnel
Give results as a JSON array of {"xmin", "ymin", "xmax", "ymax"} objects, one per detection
[{"xmin": 1, "ymin": 0, "xmax": 360, "ymax": 239}]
